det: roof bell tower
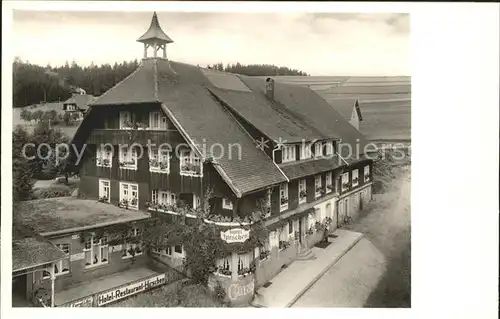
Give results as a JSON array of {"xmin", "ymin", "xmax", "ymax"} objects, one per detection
[{"xmin": 137, "ymin": 12, "xmax": 174, "ymax": 59}]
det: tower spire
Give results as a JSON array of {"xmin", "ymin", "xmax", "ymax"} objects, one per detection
[{"xmin": 137, "ymin": 12, "xmax": 174, "ymax": 59}]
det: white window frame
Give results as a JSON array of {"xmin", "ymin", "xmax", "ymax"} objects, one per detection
[
  {"xmin": 364, "ymin": 165, "xmax": 370, "ymax": 182},
  {"xmin": 300, "ymin": 142, "xmax": 312, "ymax": 160},
  {"xmin": 122, "ymin": 228, "xmax": 143, "ymax": 259},
  {"xmin": 96, "ymin": 145, "xmax": 113, "ymax": 168},
  {"xmin": 280, "ymin": 183, "xmax": 289, "ymax": 212},
  {"xmin": 149, "ymin": 111, "xmax": 168, "ymax": 130},
  {"xmin": 281, "ymin": 145, "xmax": 296, "ymax": 163},
  {"xmin": 119, "ymin": 182, "xmax": 139, "ymax": 210},
  {"xmin": 119, "ymin": 111, "xmax": 133, "ymax": 129},
  {"xmin": 352, "ymin": 169, "xmax": 359, "ymax": 187},
  {"xmin": 151, "ymin": 189, "xmax": 177, "ymax": 207},
  {"xmin": 315, "ymin": 175, "xmax": 322, "ymax": 198},
  {"xmin": 152, "ymin": 245, "xmax": 172, "ymax": 257},
  {"xmin": 326, "ymin": 172, "xmax": 333, "ymax": 193},
  {"xmin": 119, "ymin": 145, "xmax": 138, "ymax": 170},
  {"xmin": 180, "ymin": 150, "xmax": 202, "ymax": 177},
  {"xmin": 315, "ymin": 142, "xmax": 323, "ymax": 158},
  {"xmin": 342, "ymin": 172, "xmax": 350, "ymax": 191},
  {"xmin": 149, "ymin": 145, "xmax": 170, "ymax": 174},
  {"xmin": 54, "ymin": 243, "xmax": 70, "ymax": 277},
  {"xmin": 83, "ymin": 236, "xmax": 109, "ymax": 269},
  {"xmin": 222, "ymin": 198, "xmax": 233, "ymax": 210},
  {"xmin": 99, "ymin": 179, "xmax": 111, "ymax": 203},
  {"xmin": 298, "ymin": 179, "xmax": 307, "ymax": 204},
  {"xmin": 325, "ymin": 141, "xmax": 334, "ymax": 156}
]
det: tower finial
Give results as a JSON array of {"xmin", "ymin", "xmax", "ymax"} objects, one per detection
[{"xmin": 137, "ymin": 12, "xmax": 174, "ymax": 59}]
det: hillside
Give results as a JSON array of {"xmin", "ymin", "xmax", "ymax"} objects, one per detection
[{"xmin": 267, "ymin": 76, "xmax": 411, "ymax": 142}]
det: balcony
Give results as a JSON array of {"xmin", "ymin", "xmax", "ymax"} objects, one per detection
[{"xmin": 88, "ymin": 129, "xmax": 181, "ymax": 146}]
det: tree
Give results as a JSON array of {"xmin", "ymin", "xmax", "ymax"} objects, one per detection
[
  {"xmin": 13, "ymin": 126, "xmax": 35, "ymax": 202},
  {"xmin": 20, "ymin": 109, "xmax": 32, "ymax": 122}
]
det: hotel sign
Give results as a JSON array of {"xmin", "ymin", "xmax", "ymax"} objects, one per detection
[
  {"xmin": 96, "ymin": 274, "xmax": 166, "ymax": 306},
  {"xmin": 220, "ymin": 228, "xmax": 250, "ymax": 243}
]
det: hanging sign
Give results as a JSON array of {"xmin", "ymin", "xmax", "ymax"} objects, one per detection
[{"xmin": 220, "ymin": 228, "xmax": 250, "ymax": 243}]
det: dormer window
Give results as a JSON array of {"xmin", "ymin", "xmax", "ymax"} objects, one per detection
[
  {"xmin": 325, "ymin": 141, "xmax": 334, "ymax": 156},
  {"xmin": 149, "ymin": 111, "xmax": 168, "ymax": 130},
  {"xmin": 314, "ymin": 142, "xmax": 323, "ymax": 158},
  {"xmin": 282, "ymin": 145, "xmax": 296, "ymax": 163},
  {"xmin": 300, "ymin": 142, "xmax": 312, "ymax": 160}
]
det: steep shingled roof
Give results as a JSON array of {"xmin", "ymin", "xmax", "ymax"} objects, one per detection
[
  {"xmin": 12, "ymin": 224, "xmax": 66, "ymax": 272},
  {"xmin": 87, "ymin": 59, "xmax": 288, "ymax": 196},
  {"xmin": 238, "ymin": 76, "xmax": 372, "ymax": 159}
]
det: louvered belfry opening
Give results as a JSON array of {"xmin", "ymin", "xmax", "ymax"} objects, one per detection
[{"xmin": 137, "ymin": 11, "xmax": 174, "ymax": 59}]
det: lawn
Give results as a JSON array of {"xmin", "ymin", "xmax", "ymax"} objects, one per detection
[{"xmin": 108, "ymin": 280, "xmax": 226, "ymax": 307}]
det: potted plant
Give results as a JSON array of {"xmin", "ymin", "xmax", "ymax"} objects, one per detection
[
  {"xmin": 342, "ymin": 182, "xmax": 350, "ymax": 190},
  {"xmin": 280, "ymin": 197, "xmax": 289, "ymax": 205},
  {"xmin": 259, "ymin": 250, "xmax": 270, "ymax": 261},
  {"xmin": 98, "ymin": 196, "xmax": 108, "ymax": 203},
  {"xmin": 364, "ymin": 174, "xmax": 370, "ymax": 182},
  {"xmin": 352, "ymin": 177, "xmax": 359, "ymax": 185},
  {"xmin": 299, "ymin": 190, "xmax": 307, "ymax": 199}
]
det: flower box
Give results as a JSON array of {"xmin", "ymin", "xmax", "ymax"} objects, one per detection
[
  {"xmin": 97, "ymin": 158, "xmax": 111, "ymax": 167},
  {"xmin": 299, "ymin": 190, "xmax": 307, "ymax": 198},
  {"xmin": 327, "ymin": 184, "xmax": 334, "ymax": 190},
  {"xmin": 364, "ymin": 175, "xmax": 370, "ymax": 182},
  {"xmin": 119, "ymin": 160, "xmax": 136, "ymax": 167},
  {"xmin": 217, "ymin": 266, "xmax": 232, "ymax": 276},
  {"xmin": 180, "ymin": 163, "xmax": 201, "ymax": 175},
  {"xmin": 150, "ymin": 159, "xmax": 169, "ymax": 170},
  {"xmin": 342, "ymin": 182, "xmax": 350, "ymax": 191},
  {"xmin": 352, "ymin": 177, "xmax": 359, "ymax": 185},
  {"xmin": 280, "ymin": 197, "xmax": 289, "ymax": 205}
]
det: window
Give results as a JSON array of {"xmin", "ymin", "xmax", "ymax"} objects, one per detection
[
  {"xmin": 282, "ymin": 145, "xmax": 296, "ymax": 163},
  {"xmin": 119, "ymin": 145, "xmax": 138, "ymax": 170},
  {"xmin": 364, "ymin": 165, "xmax": 370, "ymax": 182},
  {"xmin": 280, "ymin": 183, "xmax": 289, "ymax": 212},
  {"xmin": 180, "ymin": 150, "xmax": 202, "ymax": 176},
  {"xmin": 96, "ymin": 145, "xmax": 113, "ymax": 168},
  {"xmin": 149, "ymin": 111, "xmax": 168, "ymax": 130},
  {"xmin": 174, "ymin": 245, "xmax": 183, "ymax": 254},
  {"xmin": 84, "ymin": 236, "xmax": 108, "ymax": 268},
  {"xmin": 123, "ymin": 228, "xmax": 143, "ymax": 259},
  {"xmin": 325, "ymin": 141, "xmax": 334, "ymax": 156},
  {"xmin": 352, "ymin": 169, "xmax": 359, "ymax": 187},
  {"xmin": 326, "ymin": 172, "xmax": 333, "ymax": 193},
  {"xmin": 54, "ymin": 244, "xmax": 70, "ymax": 276},
  {"xmin": 151, "ymin": 189, "xmax": 176, "ymax": 209},
  {"xmin": 298, "ymin": 179, "xmax": 307, "ymax": 204},
  {"xmin": 120, "ymin": 182, "xmax": 139, "ymax": 209},
  {"xmin": 99, "ymin": 179, "xmax": 111, "ymax": 203},
  {"xmin": 288, "ymin": 220, "xmax": 293, "ymax": 234},
  {"xmin": 222, "ymin": 198, "xmax": 233, "ymax": 210},
  {"xmin": 315, "ymin": 175, "xmax": 322, "ymax": 198},
  {"xmin": 152, "ymin": 245, "xmax": 172, "ymax": 257},
  {"xmin": 300, "ymin": 142, "xmax": 312, "ymax": 160},
  {"xmin": 119, "ymin": 111, "xmax": 133, "ymax": 129},
  {"xmin": 342, "ymin": 172, "xmax": 350, "ymax": 191},
  {"xmin": 315, "ymin": 142, "xmax": 323, "ymax": 157},
  {"xmin": 149, "ymin": 145, "xmax": 170, "ymax": 173}
]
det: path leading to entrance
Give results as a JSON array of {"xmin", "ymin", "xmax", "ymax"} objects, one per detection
[{"xmin": 251, "ymin": 229, "xmax": 363, "ymax": 308}]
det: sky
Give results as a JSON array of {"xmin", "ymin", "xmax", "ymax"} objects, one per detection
[{"xmin": 12, "ymin": 11, "xmax": 410, "ymax": 76}]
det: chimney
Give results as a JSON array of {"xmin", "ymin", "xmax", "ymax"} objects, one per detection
[{"xmin": 265, "ymin": 77, "xmax": 275, "ymax": 100}]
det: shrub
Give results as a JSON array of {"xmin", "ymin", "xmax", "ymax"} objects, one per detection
[{"xmin": 35, "ymin": 186, "xmax": 72, "ymax": 199}]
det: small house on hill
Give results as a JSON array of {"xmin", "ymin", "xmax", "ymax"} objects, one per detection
[{"xmin": 63, "ymin": 92, "xmax": 97, "ymax": 120}]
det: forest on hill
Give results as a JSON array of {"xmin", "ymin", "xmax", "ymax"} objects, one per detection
[{"xmin": 13, "ymin": 58, "xmax": 309, "ymax": 108}]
